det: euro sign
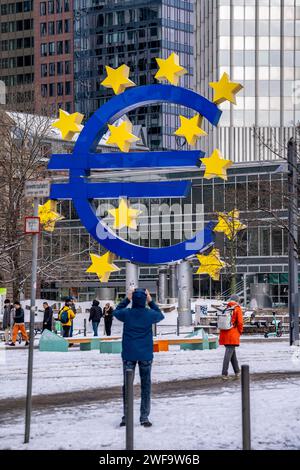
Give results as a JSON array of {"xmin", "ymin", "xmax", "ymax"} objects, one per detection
[{"xmin": 48, "ymin": 84, "xmax": 221, "ymax": 264}]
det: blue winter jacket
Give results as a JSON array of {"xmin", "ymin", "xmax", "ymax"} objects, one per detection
[{"xmin": 113, "ymin": 291, "xmax": 164, "ymax": 361}]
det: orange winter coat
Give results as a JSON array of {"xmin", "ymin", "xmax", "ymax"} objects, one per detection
[{"xmin": 219, "ymin": 301, "xmax": 244, "ymax": 346}]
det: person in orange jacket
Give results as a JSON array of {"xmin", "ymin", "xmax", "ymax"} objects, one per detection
[{"xmin": 219, "ymin": 294, "xmax": 244, "ymax": 380}]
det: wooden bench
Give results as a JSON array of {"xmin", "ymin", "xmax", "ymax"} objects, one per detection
[
  {"xmin": 153, "ymin": 336, "xmax": 218, "ymax": 352},
  {"xmin": 65, "ymin": 336, "xmax": 121, "ymax": 351}
]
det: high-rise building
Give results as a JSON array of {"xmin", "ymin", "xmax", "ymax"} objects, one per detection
[
  {"xmin": 0, "ymin": 0, "xmax": 75, "ymax": 113},
  {"xmin": 195, "ymin": 0, "xmax": 300, "ymax": 162},
  {"xmin": 73, "ymin": 0, "xmax": 194, "ymax": 149}
]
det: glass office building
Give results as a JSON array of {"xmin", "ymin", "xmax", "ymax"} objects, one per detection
[{"xmin": 73, "ymin": 0, "xmax": 194, "ymax": 149}]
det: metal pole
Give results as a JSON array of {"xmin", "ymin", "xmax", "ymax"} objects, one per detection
[
  {"xmin": 243, "ymin": 274, "xmax": 247, "ymax": 308},
  {"xmin": 288, "ymin": 138, "xmax": 299, "ymax": 346},
  {"xmin": 125, "ymin": 369, "xmax": 134, "ymax": 450},
  {"xmin": 177, "ymin": 260, "xmax": 193, "ymax": 326},
  {"xmin": 84, "ymin": 318, "xmax": 87, "ymax": 337},
  {"xmin": 24, "ymin": 197, "xmax": 39, "ymax": 443},
  {"xmin": 176, "ymin": 316, "xmax": 180, "ymax": 336},
  {"xmin": 126, "ymin": 262, "xmax": 139, "ymax": 292},
  {"xmin": 241, "ymin": 365, "xmax": 251, "ymax": 450}
]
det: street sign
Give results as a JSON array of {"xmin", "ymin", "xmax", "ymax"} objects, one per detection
[
  {"xmin": 24, "ymin": 180, "xmax": 50, "ymax": 198},
  {"xmin": 24, "ymin": 217, "xmax": 40, "ymax": 234}
]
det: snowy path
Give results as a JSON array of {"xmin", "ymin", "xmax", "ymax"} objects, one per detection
[
  {"xmin": 1, "ymin": 340, "xmax": 300, "ymax": 400},
  {"xmin": 0, "ymin": 377, "xmax": 299, "ymax": 450}
]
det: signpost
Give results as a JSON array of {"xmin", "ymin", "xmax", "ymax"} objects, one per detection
[{"xmin": 24, "ymin": 180, "xmax": 49, "ymax": 443}]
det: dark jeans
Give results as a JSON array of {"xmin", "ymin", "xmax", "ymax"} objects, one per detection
[
  {"xmin": 92, "ymin": 321, "xmax": 99, "ymax": 336},
  {"xmin": 69, "ymin": 320, "xmax": 73, "ymax": 337},
  {"xmin": 104, "ymin": 317, "xmax": 112, "ymax": 336},
  {"xmin": 62, "ymin": 325, "xmax": 71, "ymax": 338},
  {"xmin": 222, "ymin": 345, "xmax": 240, "ymax": 376},
  {"xmin": 42, "ymin": 324, "xmax": 52, "ymax": 332},
  {"xmin": 122, "ymin": 360, "xmax": 152, "ymax": 423}
]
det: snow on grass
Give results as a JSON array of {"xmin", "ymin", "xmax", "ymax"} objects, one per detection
[
  {"xmin": 0, "ymin": 378, "xmax": 299, "ymax": 450},
  {"xmin": 1, "ymin": 340, "xmax": 300, "ymax": 400}
]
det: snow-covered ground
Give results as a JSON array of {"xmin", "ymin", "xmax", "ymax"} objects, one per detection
[
  {"xmin": 1, "ymin": 339, "xmax": 300, "ymax": 400},
  {"xmin": 1, "ymin": 377, "xmax": 299, "ymax": 450}
]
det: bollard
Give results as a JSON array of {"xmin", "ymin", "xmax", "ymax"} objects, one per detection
[
  {"xmin": 84, "ymin": 318, "xmax": 87, "ymax": 337},
  {"xmin": 176, "ymin": 316, "xmax": 180, "ymax": 336},
  {"xmin": 241, "ymin": 364, "xmax": 251, "ymax": 450},
  {"xmin": 153, "ymin": 322, "xmax": 157, "ymax": 337},
  {"xmin": 125, "ymin": 369, "xmax": 134, "ymax": 450}
]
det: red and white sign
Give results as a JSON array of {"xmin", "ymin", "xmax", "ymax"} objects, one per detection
[{"xmin": 24, "ymin": 217, "xmax": 40, "ymax": 234}]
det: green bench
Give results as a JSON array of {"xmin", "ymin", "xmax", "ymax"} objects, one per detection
[
  {"xmin": 99, "ymin": 340, "xmax": 122, "ymax": 354},
  {"xmin": 39, "ymin": 330, "xmax": 68, "ymax": 352}
]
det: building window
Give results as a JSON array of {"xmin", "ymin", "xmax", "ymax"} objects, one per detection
[
  {"xmin": 41, "ymin": 84, "xmax": 48, "ymax": 97},
  {"xmin": 57, "ymin": 41, "xmax": 63, "ymax": 54},
  {"xmin": 57, "ymin": 61, "xmax": 63, "ymax": 75},
  {"xmin": 49, "ymin": 62, "xmax": 55, "ymax": 76},
  {"xmin": 57, "ymin": 82, "xmax": 64, "ymax": 96},
  {"xmin": 48, "ymin": 1, "xmax": 54, "ymax": 14},
  {"xmin": 64, "ymin": 0, "xmax": 70, "ymax": 12},
  {"xmin": 65, "ymin": 81, "xmax": 71, "ymax": 95},
  {"xmin": 64, "ymin": 40, "xmax": 70, "ymax": 54},
  {"xmin": 65, "ymin": 102, "xmax": 71, "ymax": 113},
  {"xmin": 40, "ymin": 23, "xmax": 47, "ymax": 36},
  {"xmin": 48, "ymin": 21, "xmax": 55, "ymax": 35},
  {"xmin": 41, "ymin": 43, "xmax": 48, "ymax": 56},
  {"xmin": 41, "ymin": 64, "xmax": 48, "ymax": 77},
  {"xmin": 40, "ymin": 2, "xmax": 46, "ymax": 15},
  {"xmin": 64, "ymin": 19, "xmax": 70, "ymax": 33},
  {"xmin": 49, "ymin": 42, "xmax": 55, "ymax": 55},
  {"xmin": 65, "ymin": 60, "xmax": 71, "ymax": 74},
  {"xmin": 56, "ymin": 0, "xmax": 62, "ymax": 13},
  {"xmin": 49, "ymin": 83, "xmax": 55, "ymax": 97},
  {"xmin": 56, "ymin": 20, "xmax": 63, "ymax": 34}
]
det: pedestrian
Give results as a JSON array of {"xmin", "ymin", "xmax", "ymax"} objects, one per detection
[
  {"xmin": 219, "ymin": 294, "xmax": 244, "ymax": 380},
  {"xmin": 103, "ymin": 302, "xmax": 113, "ymax": 336},
  {"xmin": 88, "ymin": 299, "xmax": 102, "ymax": 337},
  {"xmin": 69, "ymin": 297, "xmax": 76, "ymax": 337},
  {"xmin": 42, "ymin": 301, "xmax": 53, "ymax": 332},
  {"xmin": 58, "ymin": 299, "xmax": 76, "ymax": 338},
  {"xmin": 114, "ymin": 288, "xmax": 164, "ymax": 428},
  {"xmin": 2, "ymin": 299, "xmax": 13, "ymax": 344},
  {"xmin": 8, "ymin": 301, "xmax": 29, "ymax": 346}
]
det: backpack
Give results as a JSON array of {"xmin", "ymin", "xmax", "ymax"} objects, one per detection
[
  {"xmin": 59, "ymin": 307, "xmax": 69, "ymax": 324},
  {"xmin": 217, "ymin": 307, "xmax": 234, "ymax": 330}
]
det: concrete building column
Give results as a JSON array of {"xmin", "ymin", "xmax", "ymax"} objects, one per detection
[
  {"xmin": 169, "ymin": 264, "xmax": 178, "ymax": 303},
  {"xmin": 158, "ymin": 266, "xmax": 168, "ymax": 304},
  {"xmin": 177, "ymin": 260, "xmax": 193, "ymax": 326},
  {"xmin": 126, "ymin": 262, "xmax": 139, "ymax": 293}
]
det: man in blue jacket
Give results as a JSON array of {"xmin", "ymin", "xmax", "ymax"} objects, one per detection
[{"xmin": 114, "ymin": 288, "xmax": 164, "ymax": 428}]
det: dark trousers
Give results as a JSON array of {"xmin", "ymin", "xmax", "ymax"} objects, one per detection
[
  {"xmin": 62, "ymin": 325, "xmax": 71, "ymax": 338},
  {"xmin": 42, "ymin": 324, "xmax": 52, "ymax": 332},
  {"xmin": 222, "ymin": 345, "xmax": 240, "ymax": 376},
  {"xmin": 122, "ymin": 360, "xmax": 152, "ymax": 423},
  {"xmin": 92, "ymin": 321, "xmax": 99, "ymax": 336},
  {"xmin": 104, "ymin": 317, "xmax": 112, "ymax": 336}
]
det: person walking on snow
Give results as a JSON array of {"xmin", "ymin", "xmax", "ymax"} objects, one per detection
[
  {"xmin": 42, "ymin": 302, "xmax": 53, "ymax": 332},
  {"xmin": 219, "ymin": 294, "xmax": 244, "ymax": 380},
  {"xmin": 58, "ymin": 300, "xmax": 75, "ymax": 338},
  {"xmin": 114, "ymin": 288, "xmax": 164, "ymax": 428},
  {"xmin": 8, "ymin": 301, "xmax": 29, "ymax": 346},
  {"xmin": 103, "ymin": 302, "xmax": 113, "ymax": 336},
  {"xmin": 89, "ymin": 299, "xmax": 102, "ymax": 336},
  {"xmin": 2, "ymin": 299, "xmax": 13, "ymax": 344}
]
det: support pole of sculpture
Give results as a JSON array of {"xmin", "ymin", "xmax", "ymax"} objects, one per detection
[
  {"xmin": 169, "ymin": 264, "xmax": 178, "ymax": 304},
  {"xmin": 158, "ymin": 266, "xmax": 168, "ymax": 304},
  {"xmin": 126, "ymin": 262, "xmax": 139, "ymax": 293},
  {"xmin": 177, "ymin": 260, "xmax": 193, "ymax": 326}
]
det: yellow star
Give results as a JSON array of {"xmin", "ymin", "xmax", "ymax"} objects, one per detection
[
  {"xmin": 106, "ymin": 120, "xmax": 140, "ymax": 152},
  {"xmin": 200, "ymin": 149, "xmax": 233, "ymax": 181},
  {"xmin": 214, "ymin": 209, "xmax": 247, "ymax": 240},
  {"xmin": 209, "ymin": 72, "xmax": 243, "ymax": 105},
  {"xmin": 38, "ymin": 200, "xmax": 64, "ymax": 232},
  {"xmin": 51, "ymin": 109, "xmax": 84, "ymax": 141},
  {"xmin": 108, "ymin": 198, "xmax": 142, "ymax": 230},
  {"xmin": 86, "ymin": 252, "xmax": 120, "ymax": 283},
  {"xmin": 101, "ymin": 64, "xmax": 136, "ymax": 95},
  {"xmin": 155, "ymin": 53, "xmax": 187, "ymax": 86},
  {"xmin": 196, "ymin": 248, "xmax": 226, "ymax": 281},
  {"xmin": 174, "ymin": 114, "xmax": 207, "ymax": 145}
]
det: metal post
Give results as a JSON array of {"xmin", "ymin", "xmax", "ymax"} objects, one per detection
[
  {"xmin": 126, "ymin": 262, "xmax": 139, "ymax": 293},
  {"xmin": 84, "ymin": 318, "xmax": 87, "ymax": 337},
  {"xmin": 243, "ymin": 274, "xmax": 247, "ymax": 308},
  {"xmin": 125, "ymin": 369, "xmax": 134, "ymax": 450},
  {"xmin": 177, "ymin": 260, "xmax": 193, "ymax": 326},
  {"xmin": 169, "ymin": 264, "xmax": 178, "ymax": 303},
  {"xmin": 24, "ymin": 197, "xmax": 39, "ymax": 443},
  {"xmin": 153, "ymin": 322, "xmax": 157, "ymax": 337},
  {"xmin": 288, "ymin": 138, "xmax": 299, "ymax": 346},
  {"xmin": 176, "ymin": 316, "xmax": 180, "ymax": 336},
  {"xmin": 241, "ymin": 365, "xmax": 251, "ymax": 450},
  {"xmin": 158, "ymin": 266, "xmax": 168, "ymax": 304}
]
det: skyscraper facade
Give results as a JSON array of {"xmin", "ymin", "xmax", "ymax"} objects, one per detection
[{"xmin": 73, "ymin": 0, "xmax": 194, "ymax": 149}]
